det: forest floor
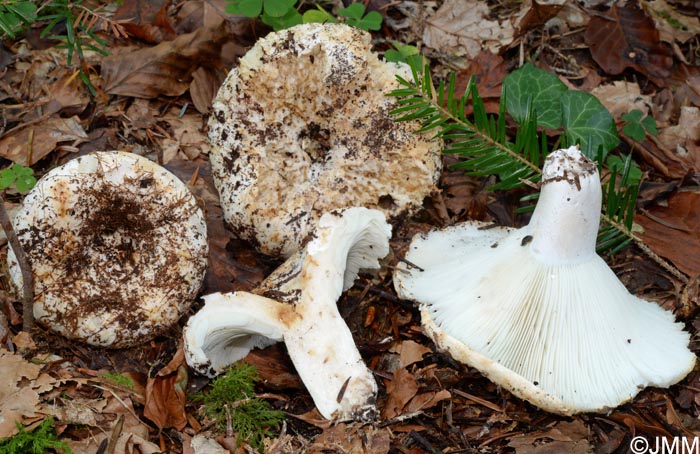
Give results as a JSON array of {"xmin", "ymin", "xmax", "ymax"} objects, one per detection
[{"xmin": 0, "ymin": 0, "xmax": 699, "ymax": 452}]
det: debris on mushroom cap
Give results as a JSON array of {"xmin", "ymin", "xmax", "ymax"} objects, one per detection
[
  {"xmin": 394, "ymin": 146, "xmax": 696, "ymax": 415},
  {"xmin": 184, "ymin": 207, "xmax": 391, "ymax": 421},
  {"xmin": 208, "ymin": 22, "xmax": 442, "ymax": 258},
  {"xmin": 8, "ymin": 151, "xmax": 208, "ymax": 348}
]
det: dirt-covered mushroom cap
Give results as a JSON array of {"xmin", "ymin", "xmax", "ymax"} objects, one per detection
[
  {"xmin": 8, "ymin": 151, "xmax": 208, "ymax": 348},
  {"xmin": 394, "ymin": 146, "xmax": 696, "ymax": 415},
  {"xmin": 184, "ymin": 207, "xmax": 391, "ymax": 421},
  {"xmin": 208, "ymin": 22, "xmax": 442, "ymax": 258}
]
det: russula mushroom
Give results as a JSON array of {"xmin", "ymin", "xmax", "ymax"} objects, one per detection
[
  {"xmin": 184, "ymin": 207, "xmax": 391, "ymax": 421},
  {"xmin": 394, "ymin": 146, "xmax": 696, "ymax": 415},
  {"xmin": 208, "ymin": 22, "xmax": 442, "ymax": 258},
  {"xmin": 8, "ymin": 151, "xmax": 208, "ymax": 348}
]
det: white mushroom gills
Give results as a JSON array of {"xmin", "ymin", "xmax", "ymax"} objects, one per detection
[
  {"xmin": 184, "ymin": 207, "xmax": 391, "ymax": 421},
  {"xmin": 8, "ymin": 151, "xmax": 208, "ymax": 348},
  {"xmin": 394, "ymin": 145, "xmax": 696, "ymax": 415}
]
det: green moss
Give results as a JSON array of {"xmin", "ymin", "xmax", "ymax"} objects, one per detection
[
  {"xmin": 100, "ymin": 372, "xmax": 135, "ymax": 390},
  {"xmin": 192, "ymin": 363, "xmax": 284, "ymax": 453},
  {"xmin": 0, "ymin": 417, "xmax": 71, "ymax": 454}
]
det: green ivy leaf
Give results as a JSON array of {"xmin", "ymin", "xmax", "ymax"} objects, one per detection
[
  {"xmin": 561, "ymin": 90, "xmax": 620, "ymax": 159},
  {"xmin": 226, "ymin": 0, "xmax": 263, "ymax": 17},
  {"xmin": 263, "ymin": 0, "xmax": 296, "ymax": 18},
  {"xmin": 302, "ymin": 7, "xmax": 337, "ymax": 24},
  {"xmin": 504, "ymin": 63, "xmax": 568, "ymax": 130}
]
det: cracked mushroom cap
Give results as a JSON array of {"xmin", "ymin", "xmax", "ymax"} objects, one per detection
[
  {"xmin": 208, "ymin": 22, "xmax": 442, "ymax": 258},
  {"xmin": 184, "ymin": 207, "xmax": 391, "ymax": 421},
  {"xmin": 8, "ymin": 152, "xmax": 208, "ymax": 348},
  {"xmin": 394, "ymin": 146, "xmax": 696, "ymax": 415}
]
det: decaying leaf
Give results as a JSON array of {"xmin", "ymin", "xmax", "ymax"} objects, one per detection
[
  {"xmin": 0, "ymin": 350, "xmax": 59, "ymax": 438},
  {"xmin": 102, "ymin": 24, "xmax": 229, "ymax": 98},
  {"xmin": 513, "ymin": 0, "xmax": 567, "ymax": 35},
  {"xmin": 190, "ymin": 67, "xmax": 224, "ymax": 114},
  {"xmin": 390, "ymin": 340, "xmax": 431, "ymax": 369},
  {"xmin": 143, "ymin": 345, "xmax": 188, "ymax": 430},
  {"xmin": 0, "ymin": 116, "xmax": 87, "ymax": 165},
  {"xmin": 590, "ymin": 81, "xmax": 651, "ymax": 119},
  {"xmin": 382, "ymin": 367, "xmax": 419, "ymax": 419},
  {"xmin": 422, "ymin": 0, "xmax": 514, "ymax": 67},
  {"xmin": 644, "ymin": 0, "xmax": 700, "ymax": 44},
  {"xmin": 637, "ymin": 190, "xmax": 700, "ymax": 277},
  {"xmin": 160, "ymin": 109, "xmax": 210, "ymax": 163},
  {"xmin": 114, "ymin": 0, "xmax": 177, "ymax": 44},
  {"xmin": 584, "ymin": 2, "xmax": 673, "ymax": 86},
  {"xmin": 507, "ymin": 420, "xmax": 592, "ymax": 454},
  {"xmin": 308, "ymin": 423, "xmax": 391, "ymax": 454}
]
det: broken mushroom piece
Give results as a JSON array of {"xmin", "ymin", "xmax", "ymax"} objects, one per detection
[
  {"xmin": 394, "ymin": 146, "xmax": 696, "ymax": 415},
  {"xmin": 208, "ymin": 22, "xmax": 442, "ymax": 258},
  {"xmin": 8, "ymin": 151, "xmax": 208, "ymax": 348},
  {"xmin": 184, "ymin": 207, "xmax": 391, "ymax": 421}
]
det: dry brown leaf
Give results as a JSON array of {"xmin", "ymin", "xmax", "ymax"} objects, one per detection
[
  {"xmin": 308, "ymin": 423, "xmax": 391, "ymax": 454},
  {"xmin": 644, "ymin": 0, "xmax": 700, "ymax": 44},
  {"xmin": 190, "ymin": 67, "xmax": 224, "ymax": 114},
  {"xmin": 584, "ymin": 2, "xmax": 673, "ymax": 86},
  {"xmin": 636, "ymin": 190, "xmax": 700, "ymax": 277},
  {"xmin": 590, "ymin": 81, "xmax": 651, "ymax": 119},
  {"xmin": 160, "ymin": 109, "xmax": 210, "ymax": 163},
  {"xmin": 143, "ymin": 345, "xmax": 188, "ymax": 430},
  {"xmin": 390, "ymin": 340, "xmax": 431, "ymax": 369},
  {"xmin": 102, "ymin": 24, "xmax": 229, "ymax": 98},
  {"xmin": 513, "ymin": 0, "xmax": 567, "ymax": 35},
  {"xmin": 657, "ymin": 106, "xmax": 700, "ymax": 160},
  {"xmin": 0, "ymin": 349, "xmax": 60, "ymax": 437},
  {"xmin": 190, "ymin": 433, "xmax": 228, "ymax": 453},
  {"xmin": 404, "ymin": 389, "xmax": 451, "ymax": 413},
  {"xmin": 422, "ymin": 0, "xmax": 514, "ymax": 68},
  {"xmin": 243, "ymin": 347, "xmax": 303, "ymax": 390},
  {"xmin": 0, "ymin": 116, "xmax": 86, "ymax": 165},
  {"xmin": 507, "ymin": 420, "xmax": 592, "ymax": 454},
  {"xmin": 382, "ymin": 367, "xmax": 419, "ymax": 419},
  {"xmin": 113, "ymin": 0, "xmax": 177, "ymax": 44},
  {"xmin": 454, "ymin": 50, "xmax": 506, "ymax": 114}
]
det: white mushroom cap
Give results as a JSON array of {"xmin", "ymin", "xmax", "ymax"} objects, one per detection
[
  {"xmin": 208, "ymin": 23, "xmax": 442, "ymax": 257},
  {"xmin": 394, "ymin": 146, "xmax": 696, "ymax": 415},
  {"xmin": 8, "ymin": 151, "xmax": 208, "ymax": 348},
  {"xmin": 184, "ymin": 207, "xmax": 391, "ymax": 421}
]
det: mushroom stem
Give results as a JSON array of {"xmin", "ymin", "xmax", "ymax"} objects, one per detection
[
  {"xmin": 0, "ymin": 194, "xmax": 34, "ymax": 332},
  {"xmin": 185, "ymin": 207, "xmax": 391, "ymax": 421},
  {"xmin": 528, "ymin": 147, "xmax": 601, "ymax": 265}
]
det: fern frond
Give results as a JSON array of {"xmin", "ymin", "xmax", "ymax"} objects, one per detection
[{"xmin": 388, "ymin": 58, "xmax": 686, "ymax": 279}]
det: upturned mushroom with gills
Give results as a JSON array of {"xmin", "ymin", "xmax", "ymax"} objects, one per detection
[
  {"xmin": 394, "ymin": 146, "xmax": 696, "ymax": 415},
  {"xmin": 184, "ymin": 207, "xmax": 391, "ymax": 421}
]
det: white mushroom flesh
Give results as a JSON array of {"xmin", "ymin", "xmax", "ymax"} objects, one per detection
[
  {"xmin": 184, "ymin": 207, "xmax": 391, "ymax": 421},
  {"xmin": 8, "ymin": 151, "xmax": 208, "ymax": 348},
  {"xmin": 208, "ymin": 23, "xmax": 441, "ymax": 257},
  {"xmin": 394, "ymin": 146, "xmax": 696, "ymax": 415}
]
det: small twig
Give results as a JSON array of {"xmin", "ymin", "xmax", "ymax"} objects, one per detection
[{"xmin": 0, "ymin": 194, "xmax": 34, "ymax": 332}]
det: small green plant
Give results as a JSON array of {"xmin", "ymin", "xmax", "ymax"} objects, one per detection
[
  {"xmin": 0, "ymin": 163, "xmax": 36, "ymax": 193},
  {"xmin": 387, "ymin": 59, "xmax": 644, "ymax": 256},
  {"xmin": 192, "ymin": 363, "xmax": 283, "ymax": 453},
  {"xmin": 0, "ymin": 417, "xmax": 71, "ymax": 454},
  {"xmin": 100, "ymin": 372, "xmax": 135, "ymax": 390},
  {"xmin": 621, "ymin": 109, "xmax": 658, "ymax": 141},
  {"xmin": 226, "ymin": 0, "xmax": 382, "ymax": 31},
  {"xmin": 384, "ymin": 41, "xmax": 422, "ymax": 67},
  {"xmin": 0, "ymin": 1, "xmax": 37, "ymax": 39}
]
